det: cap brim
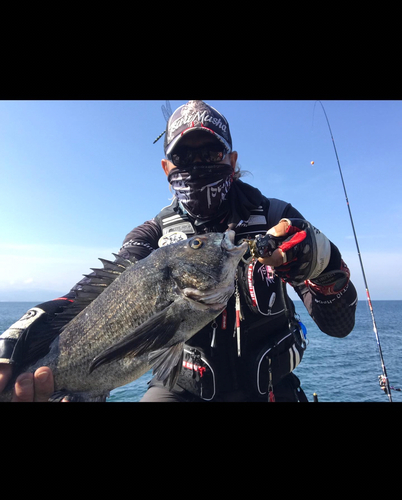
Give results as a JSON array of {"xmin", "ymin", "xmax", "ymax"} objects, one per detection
[{"xmin": 165, "ymin": 126, "xmax": 231, "ymax": 157}]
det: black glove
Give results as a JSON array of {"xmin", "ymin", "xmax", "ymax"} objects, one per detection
[
  {"xmin": 254, "ymin": 218, "xmax": 332, "ymax": 286},
  {"xmin": 254, "ymin": 218, "xmax": 351, "ymax": 295}
]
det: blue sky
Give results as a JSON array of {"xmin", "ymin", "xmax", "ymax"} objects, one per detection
[{"xmin": 1, "ymin": 100, "xmax": 401, "ymax": 301}]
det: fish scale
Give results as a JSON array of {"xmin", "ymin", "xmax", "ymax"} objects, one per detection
[{"xmin": 0, "ymin": 231, "xmax": 247, "ymax": 402}]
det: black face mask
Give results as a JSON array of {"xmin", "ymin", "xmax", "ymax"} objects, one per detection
[{"xmin": 167, "ymin": 164, "xmax": 234, "ymax": 220}]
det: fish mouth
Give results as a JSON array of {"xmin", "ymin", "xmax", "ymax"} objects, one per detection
[{"xmin": 221, "ymin": 230, "xmax": 249, "ymax": 255}]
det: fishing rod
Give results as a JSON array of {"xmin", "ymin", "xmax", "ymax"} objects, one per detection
[{"xmin": 315, "ymin": 100, "xmax": 393, "ymax": 402}]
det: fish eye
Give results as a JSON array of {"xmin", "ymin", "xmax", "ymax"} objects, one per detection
[{"xmin": 190, "ymin": 238, "xmax": 203, "ymax": 249}]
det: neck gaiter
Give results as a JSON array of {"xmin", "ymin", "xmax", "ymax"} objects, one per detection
[{"xmin": 168, "ymin": 164, "xmax": 234, "ymax": 220}]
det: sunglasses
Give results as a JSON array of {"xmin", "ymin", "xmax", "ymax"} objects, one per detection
[{"xmin": 168, "ymin": 143, "xmax": 229, "ymax": 168}]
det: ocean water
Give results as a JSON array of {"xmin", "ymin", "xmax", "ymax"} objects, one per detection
[{"xmin": 1, "ymin": 300, "xmax": 401, "ymax": 402}]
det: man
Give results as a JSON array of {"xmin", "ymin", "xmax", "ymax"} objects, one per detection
[{"xmin": 0, "ymin": 100, "xmax": 357, "ymax": 402}]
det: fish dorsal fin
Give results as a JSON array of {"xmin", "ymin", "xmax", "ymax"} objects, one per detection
[{"xmin": 53, "ymin": 255, "xmax": 137, "ymax": 330}]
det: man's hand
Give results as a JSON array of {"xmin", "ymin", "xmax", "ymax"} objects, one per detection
[
  {"xmin": 0, "ymin": 365, "xmax": 55, "ymax": 402},
  {"xmin": 254, "ymin": 218, "xmax": 331, "ymax": 286},
  {"xmin": 254, "ymin": 219, "xmax": 291, "ymax": 267}
]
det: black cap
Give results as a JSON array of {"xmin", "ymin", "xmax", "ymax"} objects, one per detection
[{"xmin": 164, "ymin": 100, "xmax": 232, "ymax": 156}]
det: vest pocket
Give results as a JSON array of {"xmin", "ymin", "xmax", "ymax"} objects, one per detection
[
  {"xmin": 243, "ymin": 324, "xmax": 306, "ymax": 397},
  {"xmin": 176, "ymin": 348, "xmax": 217, "ymax": 401}
]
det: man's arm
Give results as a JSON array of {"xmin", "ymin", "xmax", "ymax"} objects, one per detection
[{"xmin": 255, "ymin": 210, "xmax": 358, "ymax": 338}]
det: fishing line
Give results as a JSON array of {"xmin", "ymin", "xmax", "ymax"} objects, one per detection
[
  {"xmin": 313, "ymin": 100, "xmax": 393, "ymax": 402},
  {"xmin": 310, "ymin": 101, "xmax": 318, "ymax": 165}
]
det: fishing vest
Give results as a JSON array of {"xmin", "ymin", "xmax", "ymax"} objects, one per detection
[{"xmin": 153, "ymin": 197, "xmax": 306, "ymax": 400}]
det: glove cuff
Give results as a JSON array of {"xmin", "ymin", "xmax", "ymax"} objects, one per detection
[
  {"xmin": 0, "ymin": 338, "xmax": 18, "ymax": 364},
  {"xmin": 306, "ymin": 260, "xmax": 351, "ymax": 296},
  {"xmin": 0, "ymin": 298, "xmax": 73, "ymax": 364},
  {"xmin": 0, "ymin": 306, "xmax": 47, "ymax": 364}
]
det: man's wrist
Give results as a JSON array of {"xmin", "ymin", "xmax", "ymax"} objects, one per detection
[{"xmin": 306, "ymin": 260, "xmax": 351, "ymax": 296}]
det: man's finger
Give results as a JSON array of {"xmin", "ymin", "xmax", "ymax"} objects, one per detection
[
  {"xmin": 33, "ymin": 367, "xmax": 54, "ymax": 402},
  {"xmin": 10, "ymin": 367, "xmax": 54, "ymax": 402},
  {"xmin": 0, "ymin": 364, "xmax": 13, "ymax": 393},
  {"xmin": 258, "ymin": 248, "xmax": 285, "ymax": 267},
  {"xmin": 267, "ymin": 219, "xmax": 290, "ymax": 237},
  {"xmin": 12, "ymin": 373, "xmax": 35, "ymax": 402}
]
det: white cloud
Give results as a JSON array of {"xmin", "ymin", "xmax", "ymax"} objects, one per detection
[{"xmin": 0, "ymin": 243, "xmax": 116, "ymax": 293}]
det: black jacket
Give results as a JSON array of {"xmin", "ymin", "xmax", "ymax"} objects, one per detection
[
  {"xmin": 0, "ymin": 181, "xmax": 357, "ymax": 400},
  {"xmin": 113, "ymin": 181, "xmax": 357, "ymax": 398}
]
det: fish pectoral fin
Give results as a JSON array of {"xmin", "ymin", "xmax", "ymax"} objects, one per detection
[
  {"xmin": 148, "ymin": 343, "xmax": 184, "ymax": 390},
  {"xmin": 89, "ymin": 308, "xmax": 181, "ymax": 373}
]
